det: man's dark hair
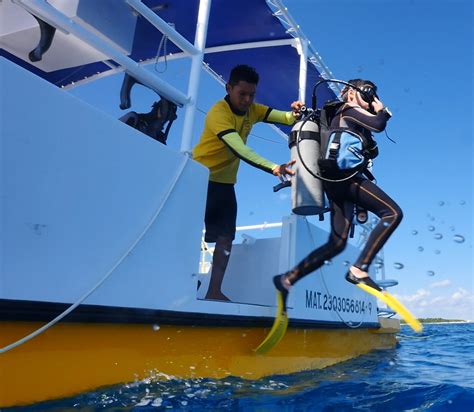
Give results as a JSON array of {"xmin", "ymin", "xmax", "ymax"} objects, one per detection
[{"xmin": 228, "ymin": 65, "xmax": 259, "ymax": 86}]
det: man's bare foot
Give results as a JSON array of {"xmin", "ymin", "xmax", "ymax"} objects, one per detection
[{"xmin": 204, "ymin": 290, "xmax": 230, "ymax": 301}]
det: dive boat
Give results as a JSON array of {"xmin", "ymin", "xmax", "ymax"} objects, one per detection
[{"xmin": 0, "ymin": 0, "xmax": 399, "ymax": 407}]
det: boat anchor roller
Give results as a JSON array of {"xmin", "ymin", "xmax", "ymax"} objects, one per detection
[{"xmin": 289, "ymin": 109, "xmax": 327, "ymax": 216}]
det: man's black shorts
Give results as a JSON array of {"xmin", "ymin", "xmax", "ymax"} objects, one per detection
[{"xmin": 204, "ymin": 181, "xmax": 237, "ymax": 243}]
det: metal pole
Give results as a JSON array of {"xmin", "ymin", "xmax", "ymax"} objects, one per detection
[
  {"xmin": 125, "ymin": 0, "xmax": 200, "ymax": 56},
  {"xmin": 15, "ymin": 0, "xmax": 189, "ymax": 106},
  {"xmin": 268, "ymin": 0, "xmax": 339, "ymax": 95},
  {"xmin": 296, "ymin": 38, "xmax": 308, "ymax": 102},
  {"xmin": 180, "ymin": 0, "xmax": 212, "ymax": 154}
]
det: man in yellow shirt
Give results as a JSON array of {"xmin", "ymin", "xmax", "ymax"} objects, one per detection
[{"xmin": 193, "ymin": 64, "xmax": 303, "ymax": 301}]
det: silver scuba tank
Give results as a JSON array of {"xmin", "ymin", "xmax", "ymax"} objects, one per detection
[{"xmin": 290, "ymin": 117, "xmax": 327, "ymax": 215}]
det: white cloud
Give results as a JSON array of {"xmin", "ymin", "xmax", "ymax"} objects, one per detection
[
  {"xmin": 452, "ymin": 288, "xmax": 470, "ymax": 301},
  {"xmin": 394, "ymin": 287, "xmax": 474, "ymax": 320},
  {"xmin": 395, "ymin": 288, "xmax": 431, "ymax": 303},
  {"xmin": 430, "ymin": 279, "xmax": 451, "ymax": 288}
]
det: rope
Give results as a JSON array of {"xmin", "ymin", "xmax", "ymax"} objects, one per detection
[{"xmin": 0, "ymin": 156, "xmax": 189, "ymax": 354}]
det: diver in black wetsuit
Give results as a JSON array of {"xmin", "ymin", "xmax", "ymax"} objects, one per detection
[{"xmin": 274, "ymin": 79, "xmax": 403, "ymax": 298}]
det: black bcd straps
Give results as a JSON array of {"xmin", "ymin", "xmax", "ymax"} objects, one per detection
[{"xmin": 119, "ymin": 74, "xmax": 178, "ymax": 145}]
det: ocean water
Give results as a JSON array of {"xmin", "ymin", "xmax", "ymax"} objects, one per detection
[{"xmin": 8, "ymin": 323, "xmax": 474, "ymax": 411}]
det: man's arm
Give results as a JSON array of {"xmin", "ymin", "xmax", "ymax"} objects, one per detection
[
  {"xmin": 262, "ymin": 101, "xmax": 304, "ymax": 125},
  {"xmin": 219, "ymin": 131, "xmax": 277, "ymax": 174},
  {"xmin": 219, "ymin": 131, "xmax": 295, "ymax": 178}
]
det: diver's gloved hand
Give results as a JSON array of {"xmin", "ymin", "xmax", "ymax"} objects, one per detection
[{"xmin": 371, "ymin": 96, "xmax": 385, "ymax": 113}]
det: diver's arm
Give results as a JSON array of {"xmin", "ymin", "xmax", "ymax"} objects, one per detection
[
  {"xmin": 218, "ymin": 130, "xmax": 277, "ymax": 174},
  {"xmin": 341, "ymin": 104, "xmax": 391, "ymax": 132}
]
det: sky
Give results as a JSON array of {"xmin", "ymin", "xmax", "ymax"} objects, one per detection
[{"xmin": 71, "ymin": 0, "xmax": 473, "ymax": 320}]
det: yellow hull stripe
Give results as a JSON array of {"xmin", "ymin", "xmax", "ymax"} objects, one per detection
[{"xmin": 0, "ymin": 321, "xmax": 398, "ymax": 407}]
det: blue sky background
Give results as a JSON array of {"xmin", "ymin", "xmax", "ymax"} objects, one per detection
[{"xmin": 72, "ymin": 0, "xmax": 473, "ymax": 320}]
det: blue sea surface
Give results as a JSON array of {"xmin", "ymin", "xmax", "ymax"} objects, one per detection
[{"xmin": 8, "ymin": 323, "xmax": 474, "ymax": 411}]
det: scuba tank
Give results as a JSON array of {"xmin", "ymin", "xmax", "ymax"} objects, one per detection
[{"xmin": 289, "ymin": 108, "xmax": 327, "ymax": 215}]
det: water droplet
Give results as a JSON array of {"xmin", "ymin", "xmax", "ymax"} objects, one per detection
[
  {"xmin": 434, "ymin": 233, "xmax": 443, "ymax": 240},
  {"xmin": 375, "ymin": 262, "xmax": 384, "ymax": 269},
  {"xmin": 453, "ymin": 234, "xmax": 465, "ymax": 243},
  {"xmin": 428, "ymin": 225, "xmax": 435, "ymax": 232},
  {"xmin": 417, "ymin": 246, "xmax": 424, "ymax": 252},
  {"xmin": 438, "ymin": 201, "xmax": 445, "ymax": 206},
  {"xmin": 371, "ymin": 217, "xmax": 378, "ymax": 224},
  {"xmin": 343, "ymin": 260, "xmax": 350, "ymax": 267},
  {"xmin": 393, "ymin": 262, "xmax": 404, "ymax": 270},
  {"xmin": 324, "ymin": 260, "xmax": 332, "ymax": 266},
  {"xmin": 427, "ymin": 270, "xmax": 435, "ymax": 276},
  {"xmin": 412, "ymin": 230, "xmax": 418, "ymax": 235},
  {"xmin": 434, "ymin": 250, "xmax": 441, "ymax": 255},
  {"xmin": 430, "ymin": 216, "xmax": 435, "ymax": 222},
  {"xmin": 152, "ymin": 324, "xmax": 160, "ymax": 331},
  {"xmin": 450, "ymin": 226, "xmax": 456, "ymax": 232},
  {"xmin": 460, "ymin": 200, "xmax": 466, "ymax": 205}
]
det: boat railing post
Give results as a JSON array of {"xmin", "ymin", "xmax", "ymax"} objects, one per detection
[
  {"xmin": 267, "ymin": 0, "xmax": 340, "ymax": 96},
  {"xmin": 125, "ymin": 0, "xmax": 200, "ymax": 57},
  {"xmin": 14, "ymin": 0, "xmax": 190, "ymax": 105},
  {"xmin": 295, "ymin": 38, "xmax": 308, "ymax": 102},
  {"xmin": 180, "ymin": 0, "xmax": 212, "ymax": 155}
]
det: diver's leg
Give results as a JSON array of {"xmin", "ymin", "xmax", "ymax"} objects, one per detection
[
  {"xmin": 348, "ymin": 178, "xmax": 403, "ymax": 284},
  {"xmin": 277, "ymin": 196, "xmax": 354, "ymax": 289}
]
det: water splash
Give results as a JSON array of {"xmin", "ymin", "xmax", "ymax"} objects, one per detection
[{"xmin": 453, "ymin": 234, "xmax": 465, "ymax": 244}]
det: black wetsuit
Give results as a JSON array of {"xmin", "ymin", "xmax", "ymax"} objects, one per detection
[{"xmin": 286, "ymin": 104, "xmax": 403, "ymax": 285}]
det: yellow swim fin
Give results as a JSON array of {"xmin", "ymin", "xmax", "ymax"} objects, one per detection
[
  {"xmin": 356, "ymin": 283, "xmax": 423, "ymax": 333},
  {"xmin": 254, "ymin": 290, "xmax": 288, "ymax": 354}
]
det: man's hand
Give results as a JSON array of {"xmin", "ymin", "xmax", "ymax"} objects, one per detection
[
  {"xmin": 290, "ymin": 101, "xmax": 305, "ymax": 118},
  {"xmin": 272, "ymin": 159, "xmax": 296, "ymax": 180}
]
